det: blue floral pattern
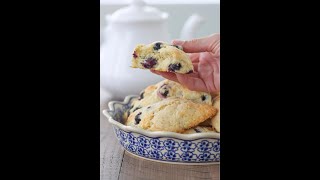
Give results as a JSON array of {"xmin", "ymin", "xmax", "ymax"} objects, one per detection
[
  {"xmin": 127, "ymin": 144, "xmax": 136, "ymax": 152},
  {"xmin": 150, "ymin": 138, "xmax": 164, "ymax": 150},
  {"xmin": 113, "ymin": 128, "xmax": 220, "ymax": 163},
  {"xmin": 180, "ymin": 141, "xmax": 196, "ymax": 152},
  {"xmin": 127, "ymin": 133, "xmax": 137, "ymax": 145},
  {"xmin": 199, "ymin": 152, "xmax": 214, "ymax": 161},
  {"xmin": 213, "ymin": 140, "xmax": 220, "ymax": 152},
  {"xmin": 137, "ymin": 146, "xmax": 149, "ymax": 157},
  {"xmin": 164, "ymin": 151, "xmax": 180, "ymax": 161},
  {"xmin": 197, "ymin": 140, "xmax": 212, "ymax": 152},
  {"xmin": 137, "ymin": 137, "xmax": 150, "ymax": 149},
  {"xmin": 163, "ymin": 139, "xmax": 179, "ymax": 151},
  {"xmin": 107, "ymin": 96, "xmax": 220, "ymax": 163},
  {"xmin": 149, "ymin": 150, "xmax": 163, "ymax": 159},
  {"xmin": 181, "ymin": 152, "xmax": 197, "ymax": 162}
]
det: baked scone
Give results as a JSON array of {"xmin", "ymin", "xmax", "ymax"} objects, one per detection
[
  {"xmin": 183, "ymin": 126, "xmax": 216, "ymax": 134},
  {"xmin": 129, "ymin": 79, "xmax": 213, "ymax": 114},
  {"xmin": 126, "ymin": 98, "xmax": 217, "ymax": 133},
  {"xmin": 198, "ymin": 119, "xmax": 212, "ymax": 126},
  {"xmin": 131, "ymin": 41, "xmax": 194, "ymax": 74},
  {"xmin": 197, "ymin": 93, "xmax": 221, "ymax": 128},
  {"xmin": 211, "ymin": 94, "xmax": 220, "ymax": 132}
]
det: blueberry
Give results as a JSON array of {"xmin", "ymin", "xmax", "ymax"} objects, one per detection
[
  {"xmin": 153, "ymin": 42, "xmax": 162, "ymax": 50},
  {"xmin": 201, "ymin": 95, "xmax": 206, "ymax": 101},
  {"xmin": 133, "ymin": 51, "xmax": 138, "ymax": 58},
  {"xmin": 141, "ymin": 57, "xmax": 157, "ymax": 69},
  {"xmin": 161, "ymin": 90, "xmax": 169, "ymax": 97},
  {"xmin": 168, "ymin": 63, "xmax": 181, "ymax": 72},
  {"xmin": 135, "ymin": 112, "xmax": 142, "ymax": 125},
  {"xmin": 159, "ymin": 84, "xmax": 169, "ymax": 98},
  {"xmin": 139, "ymin": 91, "xmax": 144, "ymax": 100},
  {"xmin": 186, "ymin": 70, "xmax": 193, "ymax": 74}
]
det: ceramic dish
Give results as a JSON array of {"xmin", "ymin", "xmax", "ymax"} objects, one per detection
[{"xmin": 102, "ymin": 95, "xmax": 220, "ymax": 165}]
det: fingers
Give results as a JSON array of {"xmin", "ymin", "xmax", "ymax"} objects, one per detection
[
  {"xmin": 189, "ymin": 53, "xmax": 200, "ymax": 63},
  {"xmin": 192, "ymin": 62, "xmax": 199, "ymax": 72},
  {"xmin": 150, "ymin": 70, "xmax": 179, "ymax": 82},
  {"xmin": 175, "ymin": 74, "xmax": 209, "ymax": 92},
  {"xmin": 189, "ymin": 53, "xmax": 199, "ymax": 72},
  {"xmin": 152, "ymin": 69, "xmax": 199, "ymax": 77},
  {"xmin": 172, "ymin": 33, "xmax": 220, "ymax": 54}
]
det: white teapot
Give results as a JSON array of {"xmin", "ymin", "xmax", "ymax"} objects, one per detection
[{"xmin": 100, "ymin": 0, "xmax": 205, "ymax": 99}]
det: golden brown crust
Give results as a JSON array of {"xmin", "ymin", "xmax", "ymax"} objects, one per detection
[{"xmin": 211, "ymin": 94, "xmax": 220, "ymax": 132}]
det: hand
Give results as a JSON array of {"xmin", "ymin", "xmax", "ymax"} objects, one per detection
[{"xmin": 151, "ymin": 33, "xmax": 220, "ymax": 94}]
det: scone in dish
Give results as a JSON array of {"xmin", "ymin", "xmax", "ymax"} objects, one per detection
[
  {"xmin": 103, "ymin": 95, "xmax": 220, "ymax": 165},
  {"xmin": 130, "ymin": 79, "xmax": 213, "ymax": 111},
  {"xmin": 126, "ymin": 97, "xmax": 216, "ymax": 133},
  {"xmin": 131, "ymin": 41, "xmax": 194, "ymax": 74},
  {"xmin": 128, "ymin": 79, "xmax": 219, "ymax": 132}
]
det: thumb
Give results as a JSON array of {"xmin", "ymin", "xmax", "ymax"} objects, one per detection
[{"xmin": 172, "ymin": 33, "xmax": 220, "ymax": 54}]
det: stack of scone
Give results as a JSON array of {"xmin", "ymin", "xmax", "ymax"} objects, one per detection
[
  {"xmin": 126, "ymin": 41, "xmax": 220, "ymax": 134},
  {"xmin": 125, "ymin": 79, "xmax": 220, "ymax": 134}
]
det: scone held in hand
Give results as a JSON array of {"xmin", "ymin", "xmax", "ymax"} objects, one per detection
[{"xmin": 131, "ymin": 41, "xmax": 194, "ymax": 74}]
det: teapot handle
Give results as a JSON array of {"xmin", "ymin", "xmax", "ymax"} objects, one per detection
[{"xmin": 180, "ymin": 14, "xmax": 205, "ymax": 40}]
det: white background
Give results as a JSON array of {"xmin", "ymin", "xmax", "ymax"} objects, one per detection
[
  {"xmin": 100, "ymin": 0, "xmax": 220, "ymax": 45},
  {"xmin": 100, "ymin": 0, "xmax": 220, "ymax": 5}
]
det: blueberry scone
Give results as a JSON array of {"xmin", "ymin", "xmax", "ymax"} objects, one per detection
[
  {"xmin": 126, "ymin": 98, "xmax": 217, "ymax": 133},
  {"xmin": 129, "ymin": 79, "xmax": 213, "ymax": 115},
  {"xmin": 183, "ymin": 126, "xmax": 217, "ymax": 134},
  {"xmin": 211, "ymin": 94, "xmax": 220, "ymax": 132},
  {"xmin": 198, "ymin": 118, "xmax": 212, "ymax": 126},
  {"xmin": 131, "ymin": 41, "xmax": 194, "ymax": 74}
]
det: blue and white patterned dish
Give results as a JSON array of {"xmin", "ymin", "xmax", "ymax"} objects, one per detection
[{"xmin": 102, "ymin": 95, "xmax": 220, "ymax": 165}]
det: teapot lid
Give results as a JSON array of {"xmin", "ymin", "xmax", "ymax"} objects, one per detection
[{"xmin": 106, "ymin": 0, "xmax": 168, "ymax": 23}]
